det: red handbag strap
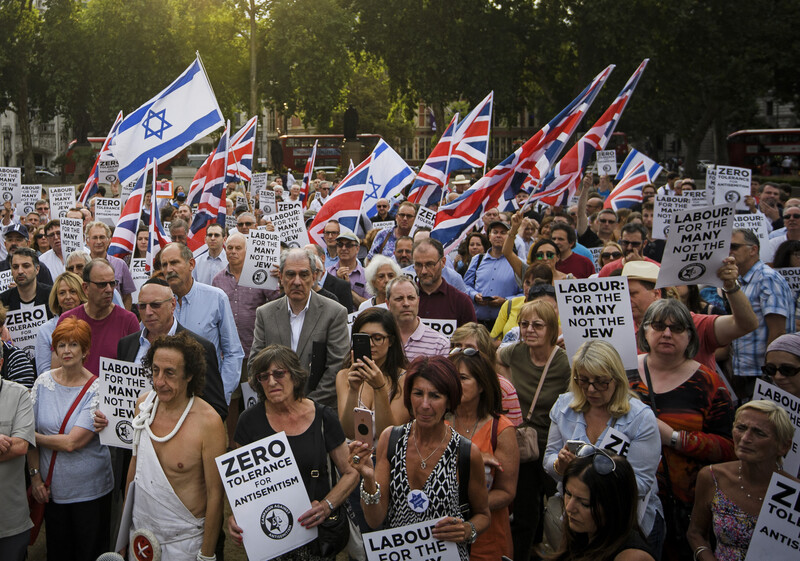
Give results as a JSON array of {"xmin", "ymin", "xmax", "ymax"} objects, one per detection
[{"xmin": 44, "ymin": 375, "xmax": 97, "ymax": 487}]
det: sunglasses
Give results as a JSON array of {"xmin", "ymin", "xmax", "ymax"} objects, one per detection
[
  {"xmin": 573, "ymin": 376, "xmax": 612, "ymax": 391},
  {"xmin": 576, "ymin": 444, "xmax": 617, "ymax": 475},
  {"xmin": 337, "ymin": 241, "xmax": 358, "ymax": 248},
  {"xmin": 598, "ymin": 218, "xmax": 616, "ymax": 224},
  {"xmin": 601, "ymin": 251, "xmax": 622, "ymax": 260},
  {"xmin": 256, "ymin": 369, "xmax": 288, "ymax": 382},
  {"xmin": 761, "ymin": 363, "xmax": 800, "ymax": 378},
  {"xmin": 519, "ymin": 319, "xmax": 547, "ymax": 331},
  {"xmin": 449, "ymin": 347, "xmax": 480, "ymax": 356},
  {"xmin": 535, "ymin": 251, "xmax": 557, "ymax": 260},
  {"xmin": 647, "ymin": 320, "xmax": 687, "ymax": 334},
  {"xmin": 620, "ymin": 240, "xmax": 642, "ymax": 247},
  {"xmin": 87, "ymin": 279, "xmax": 119, "ymax": 289},
  {"xmin": 784, "ymin": 213, "xmax": 800, "ymax": 220},
  {"xmin": 138, "ymin": 298, "xmax": 172, "ymax": 310},
  {"xmin": 729, "ymin": 243, "xmax": 753, "ymax": 250}
]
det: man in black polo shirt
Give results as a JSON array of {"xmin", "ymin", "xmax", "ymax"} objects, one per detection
[
  {"xmin": 0, "ymin": 248, "xmax": 52, "ymax": 318},
  {"xmin": 0, "ymin": 224, "xmax": 52, "ymax": 284},
  {"xmin": 413, "ymin": 238, "xmax": 476, "ymax": 327}
]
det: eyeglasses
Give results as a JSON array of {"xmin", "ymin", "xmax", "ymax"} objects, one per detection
[
  {"xmin": 729, "ymin": 243, "xmax": 753, "ymax": 251},
  {"xmin": 87, "ymin": 279, "xmax": 119, "ymax": 289},
  {"xmin": 323, "ymin": 230, "xmax": 340, "ymax": 237},
  {"xmin": 356, "ymin": 332, "xmax": 389, "ymax": 345},
  {"xmin": 283, "ymin": 270, "xmax": 312, "ymax": 280},
  {"xmin": 519, "ymin": 319, "xmax": 547, "ymax": 331},
  {"xmin": 601, "ymin": 251, "xmax": 622, "ymax": 260},
  {"xmin": 336, "ymin": 241, "xmax": 358, "ymax": 248},
  {"xmin": 784, "ymin": 213, "xmax": 800, "ymax": 220},
  {"xmin": 255, "ymin": 369, "xmax": 288, "ymax": 382},
  {"xmin": 576, "ymin": 444, "xmax": 617, "ymax": 475},
  {"xmin": 761, "ymin": 363, "xmax": 800, "ymax": 378},
  {"xmin": 598, "ymin": 218, "xmax": 616, "ymax": 224},
  {"xmin": 46, "ymin": 231, "xmax": 61, "ymax": 239},
  {"xmin": 647, "ymin": 320, "xmax": 687, "ymax": 334},
  {"xmin": 449, "ymin": 347, "xmax": 480, "ymax": 356},
  {"xmin": 66, "ymin": 265, "xmax": 84, "ymax": 273},
  {"xmin": 574, "ymin": 376, "xmax": 612, "ymax": 391},
  {"xmin": 138, "ymin": 298, "xmax": 173, "ymax": 310},
  {"xmin": 397, "ymin": 213, "xmax": 416, "ymax": 220},
  {"xmin": 414, "ymin": 261, "xmax": 441, "ymax": 270},
  {"xmin": 620, "ymin": 240, "xmax": 642, "ymax": 247},
  {"xmin": 535, "ymin": 251, "xmax": 557, "ymax": 260},
  {"xmin": 237, "ymin": 221, "xmax": 255, "ymax": 227},
  {"xmin": 528, "ymin": 284, "xmax": 556, "ymax": 298}
]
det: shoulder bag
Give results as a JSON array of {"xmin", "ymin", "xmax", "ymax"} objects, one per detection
[
  {"xmin": 312, "ymin": 404, "xmax": 350, "ymax": 558},
  {"xmin": 516, "ymin": 346, "xmax": 558, "ymax": 463}
]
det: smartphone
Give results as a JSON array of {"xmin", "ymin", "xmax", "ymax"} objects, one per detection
[
  {"xmin": 566, "ymin": 439, "xmax": 584, "ymax": 454},
  {"xmin": 352, "ymin": 333, "xmax": 372, "ymax": 363},
  {"xmin": 353, "ymin": 407, "xmax": 375, "ymax": 446}
]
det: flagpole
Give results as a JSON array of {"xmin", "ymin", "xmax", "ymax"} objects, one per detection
[{"xmin": 482, "ymin": 91, "xmax": 494, "ymax": 177}]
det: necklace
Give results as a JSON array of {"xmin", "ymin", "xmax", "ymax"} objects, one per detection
[
  {"xmin": 455, "ymin": 413, "xmax": 479, "ymax": 436},
  {"xmin": 738, "ymin": 461, "xmax": 764, "ymax": 502},
  {"xmin": 413, "ymin": 421, "xmax": 449, "ymax": 469}
]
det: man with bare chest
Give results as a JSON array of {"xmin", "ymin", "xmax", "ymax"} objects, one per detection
[{"xmin": 126, "ymin": 332, "xmax": 226, "ymax": 560}]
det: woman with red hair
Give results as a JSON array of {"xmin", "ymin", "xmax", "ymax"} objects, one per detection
[{"xmin": 27, "ymin": 317, "xmax": 113, "ymax": 560}]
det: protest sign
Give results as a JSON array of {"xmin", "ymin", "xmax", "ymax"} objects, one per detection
[
  {"xmin": 346, "ymin": 311, "xmax": 359, "ymax": 335},
  {"xmin": 705, "ymin": 165, "xmax": 716, "ymax": 203},
  {"xmin": 278, "ymin": 200, "xmax": 302, "ymax": 213},
  {"xmin": 652, "ymin": 195, "xmax": 691, "ymax": 240},
  {"xmin": 240, "ymin": 382, "xmax": 258, "ymax": 410},
  {"xmin": 226, "ymin": 214, "xmax": 237, "ymax": 231},
  {"xmin": 734, "ymin": 214, "xmax": 772, "ymax": 263},
  {"xmin": 713, "ymin": 165, "xmax": 751, "ymax": 212},
  {"xmin": 19, "ymin": 184, "xmax": 41, "ymax": 215},
  {"xmin": 371, "ymin": 221, "xmax": 394, "ymax": 232},
  {"xmin": 596, "ymin": 150, "xmax": 617, "ymax": 176},
  {"xmin": 656, "ymin": 204, "xmax": 734, "ymax": 289},
  {"xmin": 95, "ymin": 197, "xmax": 122, "ymax": 227},
  {"xmin": 129, "ymin": 258, "xmax": 149, "ymax": 304},
  {"xmin": 49, "ymin": 185, "xmax": 76, "ymax": 218},
  {"xmin": 685, "ymin": 189, "xmax": 710, "ymax": 208},
  {"xmin": 0, "ymin": 270, "xmax": 12, "ymax": 292},
  {"xmin": 776, "ymin": 267, "xmax": 800, "ymax": 295},
  {"xmin": 410, "ymin": 206, "xmax": 437, "ymax": 236},
  {"xmin": 597, "ymin": 427, "xmax": 632, "ymax": 457},
  {"xmin": 5, "ymin": 305, "xmax": 48, "ymax": 361},
  {"xmin": 250, "ymin": 172, "xmax": 268, "ymax": 195},
  {"xmin": 753, "ymin": 379, "xmax": 800, "ymax": 475},
  {"xmin": 259, "ymin": 189, "xmax": 276, "ymax": 216},
  {"xmin": 97, "ymin": 358, "xmax": 151, "ymax": 449},
  {"xmin": 155, "ymin": 179, "xmax": 173, "ymax": 199},
  {"xmin": 240, "ymin": 230, "xmax": 280, "ymax": 290},
  {"xmin": 0, "ymin": 166, "xmax": 21, "ymax": 204},
  {"xmin": 216, "ymin": 433, "xmax": 316, "ymax": 561},
  {"xmin": 272, "ymin": 205, "xmax": 310, "ymax": 248},
  {"xmin": 121, "ymin": 179, "xmax": 137, "ymax": 202},
  {"xmin": 744, "ymin": 472, "xmax": 800, "ymax": 561},
  {"xmin": 588, "ymin": 247, "xmax": 603, "ymax": 272},
  {"xmin": 555, "ymin": 278, "xmax": 638, "ymax": 370},
  {"xmin": 420, "ymin": 318, "xmax": 457, "ymax": 339},
  {"xmin": 60, "ymin": 217, "xmax": 85, "ymax": 257},
  {"xmin": 98, "ymin": 159, "xmax": 119, "ymax": 185},
  {"xmin": 364, "ymin": 519, "xmax": 460, "ymax": 561}
]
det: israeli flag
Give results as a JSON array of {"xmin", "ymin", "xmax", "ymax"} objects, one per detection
[
  {"xmin": 615, "ymin": 149, "xmax": 662, "ymax": 182},
  {"xmin": 112, "ymin": 56, "xmax": 224, "ymax": 186},
  {"xmin": 361, "ymin": 140, "xmax": 415, "ymax": 219}
]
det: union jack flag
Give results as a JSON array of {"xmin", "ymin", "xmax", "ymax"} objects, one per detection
[
  {"xmin": 301, "ymin": 140, "xmax": 318, "ymax": 208},
  {"xmin": 615, "ymin": 148, "xmax": 662, "ymax": 183},
  {"xmin": 146, "ymin": 160, "xmax": 171, "ymax": 271},
  {"xmin": 307, "ymin": 157, "xmax": 370, "ymax": 246},
  {"xmin": 530, "ymin": 60, "xmax": 649, "ymax": 206},
  {"xmin": 187, "ymin": 126, "xmax": 228, "ymax": 252},
  {"xmin": 186, "ymin": 150, "xmax": 215, "ymax": 208},
  {"xmin": 107, "ymin": 160, "xmax": 146, "ymax": 257},
  {"xmin": 447, "ymin": 92, "xmax": 493, "ymax": 174},
  {"xmin": 431, "ymin": 67, "xmax": 613, "ymax": 254},
  {"xmin": 604, "ymin": 160, "xmax": 661, "ymax": 211},
  {"xmin": 78, "ymin": 111, "xmax": 123, "ymax": 205},
  {"xmin": 225, "ymin": 116, "xmax": 257, "ymax": 183},
  {"xmin": 407, "ymin": 113, "xmax": 459, "ymax": 208}
]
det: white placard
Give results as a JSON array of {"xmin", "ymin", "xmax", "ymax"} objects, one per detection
[
  {"xmin": 410, "ymin": 206, "xmax": 437, "ymax": 236},
  {"xmin": 744, "ymin": 472, "xmax": 800, "ymax": 560},
  {"xmin": 97, "ymin": 358, "xmax": 151, "ymax": 449},
  {"xmin": 215, "ymin": 433, "xmax": 316, "ymax": 561},
  {"xmin": 259, "ymin": 189, "xmax": 276, "ymax": 216},
  {"xmin": 97, "ymin": 159, "xmax": 119, "ymax": 185},
  {"xmin": 734, "ymin": 214, "xmax": 772, "ymax": 263},
  {"xmin": 588, "ymin": 247, "xmax": 603, "ymax": 272},
  {"xmin": 241, "ymin": 382, "xmax": 258, "ymax": 410},
  {"xmin": 0, "ymin": 166, "xmax": 21, "ymax": 204},
  {"xmin": 776, "ymin": 267, "xmax": 800, "ymax": 295},
  {"xmin": 555, "ymin": 278, "xmax": 637, "ymax": 370},
  {"xmin": 371, "ymin": 220, "xmax": 395, "ymax": 232},
  {"xmin": 596, "ymin": 150, "xmax": 617, "ymax": 176},
  {"xmin": 272, "ymin": 205, "xmax": 310, "ymax": 248},
  {"xmin": 685, "ymin": 189, "xmax": 710, "ymax": 208},
  {"xmin": 5, "ymin": 305, "xmax": 48, "ymax": 361},
  {"xmin": 250, "ymin": 172, "xmax": 269, "ymax": 195},
  {"xmin": 240, "ymin": 230, "xmax": 280, "ymax": 290},
  {"xmin": 129, "ymin": 258, "xmax": 149, "ymax": 304},
  {"xmin": 753, "ymin": 379, "xmax": 800, "ymax": 475},
  {"xmin": 277, "ymin": 200, "xmax": 302, "ymax": 213},
  {"xmin": 19, "ymin": 184, "xmax": 41, "ymax": 216},
  {"xmin": 597, "ymin": 426, "xmax": 632, "ymax": 457},
  {"xmin": 420, "ymin": 318, "xmax": 457, "ymax": 339},
  {"xmin": 60, "ymin": 217, "xmax": 84, "ymax": 257},
  {"xmin": 226, "ymin": 214, "xmax": 237, "ymax": 231},
  {"xmin": 121, "ymin": 179, "xmax": 137, "ymax": 202},
  {"xmin": 705, "ymin": 165, "xmax": 716, "ymax": 204},
  {"xmin": 49, "ymin": 185, "xmax": 76, "ymax": 218},
  {"xmin": 713, "ymin": 165, "xmax": 752, "ymax": 211},
  {"xmin": 364, "ymin": 519, "xmax": 460, "ymax": 561},
  {"xmin": 94, "ymin": 197, "xmax": 122, "ymax": 227},
  {"xmin": 656, "ymin": 204, "xmax": 735, "ymax": 289},
  {"xmin": 652, "ymin": 195, "xmax": 691, "ymax": 240},
  {"xmin": 346, "ymin": 311, "xmax": 359, "ymax": 335},
  {"xmin": 0, "ymin": 270, "xmax": 12, "ymax": 292}
]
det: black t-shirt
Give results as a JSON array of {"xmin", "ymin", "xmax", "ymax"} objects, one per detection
[{"xmin": 234, "ymin": 400, "xmax": 345, "ymax": 499}]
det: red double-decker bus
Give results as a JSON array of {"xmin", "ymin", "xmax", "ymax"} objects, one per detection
[
  {"xmin": 727, "ymin": 129, "xmax": 800, "ymax": 173},
  {"xmin": 278, "ymin": 134, "xmax": 382, "ymax": 171}
]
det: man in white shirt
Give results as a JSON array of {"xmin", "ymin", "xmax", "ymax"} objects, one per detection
[{"xmin": 192, "ymin": 224, "xmax": 228, "ymax": 285}]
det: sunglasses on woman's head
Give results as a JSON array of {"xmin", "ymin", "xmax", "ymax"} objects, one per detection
[
  {"xmin": 528, "ymin": 284, "xmax": 556, "ymax": 298},
  {"xmin": 449, "ymin": 347, "xmax": 479, "ymax": 356},
  {"xmin": 576, "ymin": 444, "xmax": 616, "ymax": 475},
  {"xmin": 535, "ymin": 251, "xmax": 556, "ymax": 260},
  {"xmin": 761, "ymin": 363, "xmax": 800, "ymax": 378}
]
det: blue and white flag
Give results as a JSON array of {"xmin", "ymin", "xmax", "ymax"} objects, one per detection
[
  {"xmin": 112, "ymin": 56, "xmax": 224, "ymax": 186},
  {"xmin": 360, "ymin": 140, "xmax": 415, "ymax": 219},
  {"xmin": 615, "ymin": 148, "xmax": 662, "ymax": 183}
]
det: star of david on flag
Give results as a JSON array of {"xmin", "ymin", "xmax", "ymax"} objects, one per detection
[
  {"xmin": 360, "ymin": 139, "xmax": 415, "ymax": 219},
  {"xmin": 143, "ymin": 109, "xmax": 172, "ymax": 140}
]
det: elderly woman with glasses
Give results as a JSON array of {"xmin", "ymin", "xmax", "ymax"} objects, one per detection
[
  {"xmin": 228, "ymin": 345, "xmax": 359, "ymax": 560},
  {"xmin": 357, "ymin": 255, "xmax": 401, "ymax": 312},
  {"xmin": 544, "ymin": 341, "xmax": 664, "ymax": 557},
  {"xmin": 761, "ymin": 333, "xmax": 800, "ymax": 399},
  {"xmin": 629, "ymin": 299, "xmax": 735, "ymax": 561}
]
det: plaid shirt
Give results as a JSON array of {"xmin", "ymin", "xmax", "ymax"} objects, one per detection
[{"xmin": 731, "ymin": 260, "xmax": 795, "ymax": 377}]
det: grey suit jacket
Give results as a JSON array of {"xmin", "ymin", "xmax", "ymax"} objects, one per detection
[{"xmin": 249, "ymin": 290, "xmax": 349, "ymax": 410}]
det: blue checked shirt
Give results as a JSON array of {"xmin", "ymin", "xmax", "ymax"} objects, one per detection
[
  {"xmin": 732, "ymin": 260, "xmax": 795, "ymax": 377},
  {"xmin": 463, "ymin": 252, "xmax": 522, "ymax": 321}
]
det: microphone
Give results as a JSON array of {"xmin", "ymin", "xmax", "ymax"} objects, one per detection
[{"xmin": 96, "ymin": 554, "xmax": 125, "ymax": 561}]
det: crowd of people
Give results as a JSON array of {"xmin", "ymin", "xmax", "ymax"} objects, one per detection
[{"xmin": 1, "ymin": 168, "xmax": 800, "ymax": 561}]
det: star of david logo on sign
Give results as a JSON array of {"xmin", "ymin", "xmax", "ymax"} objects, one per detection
[
  {"xmin": 363, "ymin": 175, "xmax": 382, "ymax": 202},
  {"xmin": 407, "ymin": 489, "xmax": 430, "ymax": 513},
  {"xmin": 143, "ymin": 108, "xmax": 172, "ymax": 140},
  {"xmin": 260, "ymin": 503, "xmax": 293, "ymax": 539}
]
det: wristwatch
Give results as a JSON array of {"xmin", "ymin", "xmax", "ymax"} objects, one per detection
[
  {"xmin": 465, "ymin": 521, "xmax": 478, "ymax": 545},
  {"xmin": 28, "ymin": 467, "xmax": 39, "ymax": 477},
  {"xmin": 722, "ymin": 280, "xmax": 740, "ymax": 294}
]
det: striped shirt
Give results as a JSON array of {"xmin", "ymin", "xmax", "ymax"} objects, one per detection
[
  {"xmin": 1, "ymin": 341, "xmax": 36, "ymax": 389},
  {"xmin": 403, "ymin": 320, "xmax": 449, "ymax": 361}
]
